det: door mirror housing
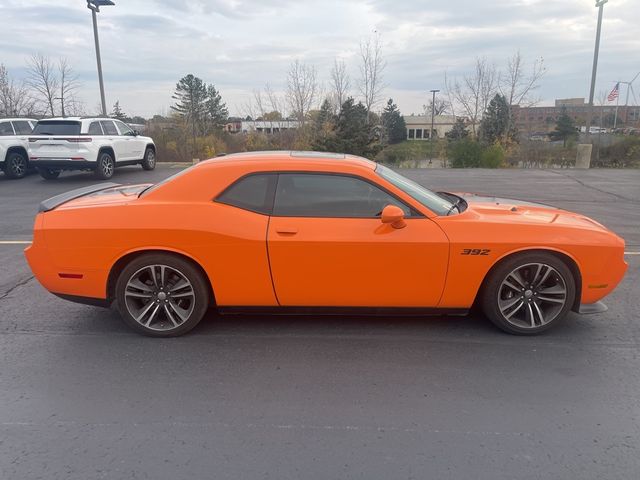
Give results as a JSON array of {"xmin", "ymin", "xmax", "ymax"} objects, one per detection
[
  {"xmin": 132, "ymin": 130, "xmax": 140, "ymax": 136},
  {"xmin": 381, "ymin": 205, "xmax": 406, "ymax": 229}
]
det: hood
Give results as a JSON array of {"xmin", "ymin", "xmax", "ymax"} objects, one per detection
[
  {"xmin": 40, "ymin": 183, "xmax": 152, "ymax": 212},
  {"xmin": 447, "ymin": 191, "xmax": 610, "ymax": 231}
]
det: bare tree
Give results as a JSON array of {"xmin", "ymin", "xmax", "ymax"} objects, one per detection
[
  {"xmin": 500, "ymin": 51, "xmax": 545, "ymax": 109},
  {"xmin": 286, "ymin": 60, "xmax": 318, "ymax": 125},
  {"xmin": 330, "ymin": 59, "xmax": 350, "ymax": 112},
  {"xmin": 58, "ymin": 58, "xmax": 80, "ymax": 117},
  {"xmin": 447, "ymin": 57, "xmax": 498, "ymax": 135},
  {"xmin": 0, "ymin": 64, "xmax": 36, "ymax": 117},
  {"xmin": 358, "ymin": 34, "xmax": 386, "ymax": 121},
  {"xmin": 26, "ymin": 53, "xmax": 59, "ymax": 116},
  {"xmin": 423, "ymin": 98, "xmax": 450, "ymax": 116}
]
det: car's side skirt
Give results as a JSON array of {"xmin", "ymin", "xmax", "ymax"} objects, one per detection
[{"xmin": 218, "ymin": 306, "xmax": 469, "ymax": 316}]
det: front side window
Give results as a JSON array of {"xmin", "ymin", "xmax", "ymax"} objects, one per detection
[
  {"xmin": 376, "ymin": 164, "xmax": 454, "ymax": 216},
  {"xmin": 12, "ymin": 121, "xmax": 33, "ymax": 134},
  {"xmin": 100, "ymin": 120, "xmax": 118, "ymax": 136},
  {"xmin": 216, "ymin": 173, "xmax": 277, "ymax": 215},
  {"xmin": 115, "ymin": 121, "xmax": 134, "ymax": 136},
  {"xmin": 0, "ymin": 122, "xmax": 14, "ymax": 136},
  {"xmin": 273, "ymin": 173, "xmax": 412, "ymax": 218}
]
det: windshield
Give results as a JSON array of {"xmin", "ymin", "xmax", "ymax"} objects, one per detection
[{"xmin": 376, "ymin": 164, "xmax": 454, "ymax": 216}]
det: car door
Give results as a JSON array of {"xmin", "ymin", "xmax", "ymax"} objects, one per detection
[
  {"xmin": 115, "ymin": 121, "xmax": 145, "ymax": 160},
  {"xmin": 267, "ymin": 173, "xmax": 450, "ymax": 307},
  {"xmin": 100, "ymin": 120, "xmax": 129, "ymax": 161}
]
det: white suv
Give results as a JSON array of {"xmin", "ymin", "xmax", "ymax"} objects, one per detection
[
  {"xmin": 0, "ymin": 118, "xmax": 37, "ymax": 179},
  {"xmin": 28, "ymin": 117, "xmax": 156, "ymax": 180}
]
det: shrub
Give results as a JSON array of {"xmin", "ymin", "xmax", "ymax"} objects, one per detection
[
  {"xmin": 480, "ymin": 144, "xmax": 505, "ymax": 168},
  {"xmin": 450, "ymin": 139, "xmax": 482, "ymax": 168}
]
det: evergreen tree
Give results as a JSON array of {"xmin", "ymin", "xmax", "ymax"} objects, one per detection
[
  {"xmin": 111, "ymin": 100, "xmax": 127, "ymax": 121},
  {"xmin": 315, "ymin": 98, "xmax": 335, "ymax": 130},
  {"xmin": 171, "ymin": 74, "xmax": 208, "ymax": 154},
  {"xmin": 550, "ymin": 106, "xmax": 578, "ymax": 146},
  {"xmin": 479, "ymin": 94, "xmax": 517, "ymax": 144},
  {"xmin": 204, "ymin": 84, "xmax": 228, "ymax": 133},
  {"xmin": 446, "ymin": 118, "xmax": 469, "ymax": 141},
  {"xmin": 314, "ymin": 97, "xmax": 377, "ymax": 157},
  {"xmin": 381, "ymin": 98, "xmax": 406, "ymax": 145}
]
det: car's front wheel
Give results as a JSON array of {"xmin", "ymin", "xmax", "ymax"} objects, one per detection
[
  {"xmin": 481, "ymin": 252, "xmax": 576, "ymax": 335},
  {"xmin": 115, "ymin": 254, "xmax": 210, "ymax": 337},
  {"xmin": 141, "ymin": 147, "xmax": 156, "ymax": 171},
  {"xmin": 95, "ymin": 152, "xmax": 115, "ymax": 179},
  {"xmin": 4, "ymin": 151, "xmax": 28, "ymax": 179},
  {"xmin": 38, "ymin": 167, "xmax": 61, "ymax": 180}
]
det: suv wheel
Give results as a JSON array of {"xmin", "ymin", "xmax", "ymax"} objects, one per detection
[
  {"xmin": 95, "ymin": 152, "xmax": 115, "ymax": 179},
  {"xmin": 141, "ymin": 147, "xmax": 156, "ymax": 171},
  {"xmin": 38, "ymin": 168, "xmax": 61, "ymax": 180},
  {"xmin": 4, "ymin": 151, "xmax": 28, "ymax": 179}
]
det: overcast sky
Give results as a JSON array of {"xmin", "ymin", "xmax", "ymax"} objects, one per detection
[{"xmin": 1, "ymin": 0, "xmax": 639, "ymax": 118}]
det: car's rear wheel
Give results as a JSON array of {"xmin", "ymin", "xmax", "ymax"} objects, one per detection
[
  {"xmin": 95, "ymin": 152, "xmax": 115, "ymax": 179},
  {"xmin": 115, "ymin": 254, "xmax": 209, "ymax": 337},
  {"xmin": 481, "ymin": 252, "xmax": 576, "ymax": 335},
  {"xmin": 38, "ymin": 167, "xmax": 61, "ymax": 180},
  {"xmin": 4, "ymin": 151, "xmax": 28, "ymax": 179},
  {"xmin": 141, "ymin": 147, "xmax": 156, "ymax": 171}
]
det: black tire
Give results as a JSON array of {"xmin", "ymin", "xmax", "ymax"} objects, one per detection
[
  {"xmin": 141, "ymin": 147, "xmax": 156, "ymax": 171},
  {"xmin": 95, "ymin": 151, "xmax": 115, "ymax": 179},
  {"xmin": 4, "ymin": 151, "xmax": 28, "ymax": 179},
  {"xmin": 38, "ymin": 167, "xmax": 61, "ymax": 180},
  {"xmin": 481, "ymin": 252, "xmax": 576, "ymax": 335},
  {"xmin": 115, "ymin": 253, "xmax": 210, "ymax": 337}
]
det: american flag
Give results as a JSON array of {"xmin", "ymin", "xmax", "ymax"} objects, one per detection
[{"xmin": 608, "ymin": 83, "xmax": 620, "ymax": 102}]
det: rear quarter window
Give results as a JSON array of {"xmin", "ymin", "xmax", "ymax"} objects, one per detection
[
  {"xmin": 216, "ymin": 174, "xmax": 277, "ymax": 215},
  {"xmin": 0, "ymin": 122, "xmax": 15, "ymax": 136}
]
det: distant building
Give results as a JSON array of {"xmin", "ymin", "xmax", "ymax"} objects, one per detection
[
  {"xmin": 513, "ymin": 98, "xmax": 640, "ymax": 134},
  {"xmin": 403, "ymin": 115, "xmax": 456, "ymax": 140},
  {"xmin": 225, "ymin": 119, "xmax": 300, "ymax": 134}
]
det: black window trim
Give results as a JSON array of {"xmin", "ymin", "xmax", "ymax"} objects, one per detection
[{"xmin": 213, "ymin": 170, "xmax": 424, "ymax": 219}]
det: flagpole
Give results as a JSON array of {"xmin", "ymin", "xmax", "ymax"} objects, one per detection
[{"xmin": 614, "ymin": 83, "xmax": 620, "ymax": 129}]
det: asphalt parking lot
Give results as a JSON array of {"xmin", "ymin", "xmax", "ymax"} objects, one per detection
[{"xmin": 1, "ymin": 164, "xmax": 639, "ymax": 479}]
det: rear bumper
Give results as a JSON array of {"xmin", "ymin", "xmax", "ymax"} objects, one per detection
[{"xmin": 29, "ymin": 159, "xmax": 94, "ymax": 170}]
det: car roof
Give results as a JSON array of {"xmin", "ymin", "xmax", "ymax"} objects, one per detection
[
  {"xmin": 0, "ymin": 118, "xmax": 37, "ymax": 122},
  {"xmin": 37, "ymin": 117, "xmax": 121, "ymax": 122},
  {"xmin": 202, "ymin": 151, "xmax": 377, "ymax": 170}
]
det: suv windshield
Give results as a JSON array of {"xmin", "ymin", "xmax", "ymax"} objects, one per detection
[
  {"xmin": 33, "ymin": 120, "xmax": 81, "ymax": 136},
  {"xmin": 376, "ymin": 164, "xmax": 454, "ymax": 216}
]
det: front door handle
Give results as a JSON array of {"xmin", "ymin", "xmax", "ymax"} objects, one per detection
[{"xmin": 276, "ymin": 227, "xmax": 298, "ymax": 235}]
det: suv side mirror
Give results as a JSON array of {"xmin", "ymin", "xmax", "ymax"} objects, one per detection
[
  {"xmin": 381, "ymin": 205, "xmax": 406, "ymax": 229},
  {"xmin": 132, "ymin": 130, "xmax": 140, "ymax": 136}
]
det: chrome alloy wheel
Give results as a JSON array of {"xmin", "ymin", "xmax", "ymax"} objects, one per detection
[
  {"xmin": 124, "ymin": 264, "xmax": 196, "ymax": 331},
  {"xmin": 498, "ymin": 263, "xmax": 568, "ymax": 329},
  {"xmin": 101, "ymin": 155, "xmax": 114, "ymax": 177}
]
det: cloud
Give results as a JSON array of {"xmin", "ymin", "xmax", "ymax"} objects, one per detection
[{"xmin": 0, "ymin": 0, "xmax": 638, "ymax": 117}]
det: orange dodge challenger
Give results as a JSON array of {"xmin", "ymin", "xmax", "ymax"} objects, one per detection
[{"xmin": 25, "ymin": 151, "xmax": 627, "ymax": 337}]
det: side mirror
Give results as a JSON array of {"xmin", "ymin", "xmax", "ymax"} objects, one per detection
[
  {"xmin": 381, "ymin": 205, "xmax": 406, "ymax": 229},
  {"xmin": 132, "ymin": 130, "xmax": 140, "ymax": 136}
]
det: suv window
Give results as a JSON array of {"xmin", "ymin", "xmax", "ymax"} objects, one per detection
[
  {"xmin": 115, "ymin": 121, "xmax": 133, "ymax": 136},
  {"xmin": 100, "ymin": 120, "xmax": 118, "ymax": 136},
  {"xmin": 216, "ymin": 174, "xmax": 277, "ymax": 215},
  {"xmin": 12, "ymin": 121, "xmax": 33, "ymax": 135},
  {"xmin": 87, "ymin": 122, "xmax": 104, "ymax": 135},
  {"xmin": 33, "ymin": 121, "xmax": 81, "ymax": 136},
  {"xmin": 273, "ymin": 173, "xmax": 412, "ymax": 218},
  {"xmin": 0, "ymin": 122, "xmax": 14, "ymax": 136}
]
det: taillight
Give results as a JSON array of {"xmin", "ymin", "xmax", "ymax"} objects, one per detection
[{"xmin": 65, "ymin": 138, "xmax": 92, "ymax": 143}]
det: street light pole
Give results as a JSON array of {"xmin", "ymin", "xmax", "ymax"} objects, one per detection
[
  {"xmin": 87, "ymin": 0, "xmax": 115, "ymax": 117},
  {"xmin": 429, "ymin": 89, "xmax": 440, "ymax": 166},
  {"xmin": 585, "ymin": 0, "xmax": 608, "ymax": 138}
]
